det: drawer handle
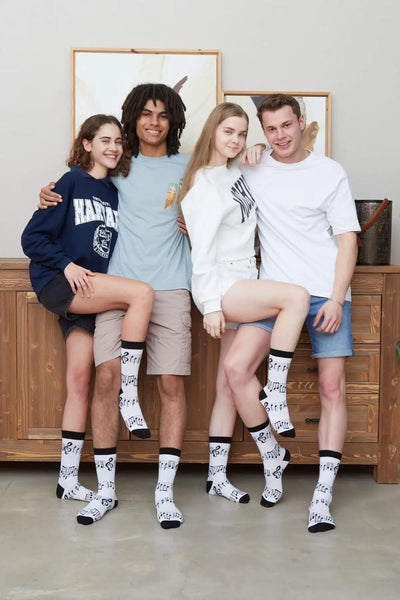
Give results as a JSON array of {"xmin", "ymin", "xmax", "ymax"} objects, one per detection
[
  {"xmin": 307, "ymin": 368, "xmax": 318, "ymax": 373},
  {"xmin": 305, "ymin": 418, "xmax": 320, "ymax": 423}
]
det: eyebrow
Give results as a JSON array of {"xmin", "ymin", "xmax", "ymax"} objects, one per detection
[
  {"xmin": 142, "ymin": 108, "xmax": 168, "ymax": 116},
  {"xmin": 99, "ymin": 136, "xmax": 122, "ymax": 141}
]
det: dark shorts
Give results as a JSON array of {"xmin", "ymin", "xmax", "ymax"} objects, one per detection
[{"xmin": 38, "ymin": 273, "xmax": 96, "ymax": 339}]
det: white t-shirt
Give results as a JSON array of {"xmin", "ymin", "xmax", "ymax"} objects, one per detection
[
  {"xmin": 181, "ymin": 164, "xmax": 257, "ymax": 314},
  {"xmin": 243, "ymin": 150, "xmax": 360, "ymax": 301}
]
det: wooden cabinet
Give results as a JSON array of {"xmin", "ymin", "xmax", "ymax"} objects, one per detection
[{"xmin": 1, "ymin": 259, "xmax": 399, "ymax": 483}]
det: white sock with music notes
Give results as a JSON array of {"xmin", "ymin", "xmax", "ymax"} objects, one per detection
[
  {"xmin": 248, "ymin": 420, "xmax": 290, "ymax": 507},
  {"xmin": 56, "ymin": 431, "xmax": 94, "ymax": 502},
  {"xmin": 77, "ymin": 448, "xmax": 118, "ymax": 525},
  {"xmin": 155, "ymin": 448, "xmax": 183, "ymax": 529},
  {"xmin": 259, "ymin": 348, "xmax": 295, "ymax": 437},
  {"xmin": 119, "ymin": 341, "xmax": 150, "ymax": 439},
  {"xmin": 308, "ymin": 450, "xmax": 341, "ymax": 533},
  {"xmin": 206, "ymin": 437, "xmax": 250, "ymax": 503}
]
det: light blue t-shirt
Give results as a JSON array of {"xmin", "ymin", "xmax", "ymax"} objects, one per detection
[{"xmin": 108, "ymin": 152, "xmax": 191, "ymax": 291}]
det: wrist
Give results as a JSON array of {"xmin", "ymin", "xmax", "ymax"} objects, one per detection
[{"xmin": 328, "ymin": 297, "xmax": 344, "ymax": 309}]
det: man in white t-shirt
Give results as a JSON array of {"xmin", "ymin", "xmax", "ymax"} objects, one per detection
[{"xmin": 224, "ymin": 94, "xmax": 360, "ymax": 533}]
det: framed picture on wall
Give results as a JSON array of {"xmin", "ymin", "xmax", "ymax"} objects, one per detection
[
  {"xmin": 72, "ymin": 48, "xmax": 222, "ymax": 154},
  {"xmin": 224, "ymin": 91, "xmax": 331, "ymax": 157}
]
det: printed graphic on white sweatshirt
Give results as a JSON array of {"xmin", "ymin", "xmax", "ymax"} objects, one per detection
[
  {"xmin": 73, "ymin": 196, "xmax": 118, "ymax": 259},
  {"xmin": 231, "ymin": 176, "xmax": 255, "ymax": 223}
]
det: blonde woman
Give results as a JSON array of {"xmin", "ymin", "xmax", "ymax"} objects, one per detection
[{"xmin": 179, "ymin": 103, "xmax": 309, "ymax": 507}]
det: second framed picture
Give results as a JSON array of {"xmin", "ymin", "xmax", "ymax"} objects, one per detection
[{"xmin": 224, "ymin": 91, "xmax": 331, "ymax": 157}]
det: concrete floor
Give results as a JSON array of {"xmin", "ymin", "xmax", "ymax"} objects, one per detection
[{"xmin": 0, "ymin": 462, "xmax": 399, "ymax": 600}]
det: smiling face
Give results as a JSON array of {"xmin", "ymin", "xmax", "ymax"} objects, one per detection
[
  {"xmin": 209, "ymin": 116, "xmax": 248, "ymax": 166},
  {"xmin": 135, "ymin": 99, "xmax": 170, "ymax": 156},
  {"xmin": 261, "ymin": 105, "xmax": 308, "ymax": 163},
  {"xmin": 82, "ymin": 122, "xmax": 123, "ymax": 178}
]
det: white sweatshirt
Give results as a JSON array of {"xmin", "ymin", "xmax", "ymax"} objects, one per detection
[{"xmin": 181, "ymin": 164, "xmax": 257, "ymax": 314}]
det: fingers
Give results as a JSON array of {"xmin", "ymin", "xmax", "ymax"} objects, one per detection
[
  {"xmin": 64, "ymin": 264, "xmax": 95, "ymax": 298},
  {"xmin": 203, "ymin": 321, "xmax": 222, "ymax": 339}
]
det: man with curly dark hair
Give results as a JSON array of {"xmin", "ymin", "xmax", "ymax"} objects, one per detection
[{"xmin": 40, "ymin": 84, "xmax": 192, "ymax": 529}]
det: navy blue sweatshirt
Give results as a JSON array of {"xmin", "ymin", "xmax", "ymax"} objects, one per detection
[{"xmin": 21, "ymin": 166, "xmax": 119, "ymax": 297}]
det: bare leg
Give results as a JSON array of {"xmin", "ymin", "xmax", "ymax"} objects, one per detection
[
  {"xmin": 207, "ymin": 330, "xmax": 250, "ymax": 503},
  {"xmin": 76, "ymin": 358, "xmax": 120, "ymax": 526},
  {"xmin": 223, "ymin": 280, "xmax": 309, "ymax": 436},
  {"xmin": 317, "ymin": 358, "xmax": 347, "ymax": 451},
  {"xmin": 222, "ymin": 279, "xmax": 309, "ymax": 351},
  {"xmin": 62, "ymin": 329, "xmax": 93, "ymax": 432},
  {"xmin": 57, "ymin": 329, "xmax": 94, "ymax": 502},
  {"xmin": 69, "ymin": 273, "xmax": 154, "ymax": 341},
  {"xmin": 209, "ymin": 330, "xmax": 238, "ymax": 437},
  {"xmin": 224, "ymin": 325, "xmax": 271, "ymax": 428},
  {"xmin": 91, "ymin": 359, "xmax": 121, "ymax": 449},
  {"xmin": 308, "ymin": 357, "xmax": 347, "ymax": 533},
  {"xmin": 154, "ymin": 374, "xmax": 187, "ymax": 528},
  {"xmin": 70, "ymin": 275, "xmax": 154, "ymax": 436},
  {"xmin": 225, "ymin": 326, "xmax": 290, "ymax": 507}
]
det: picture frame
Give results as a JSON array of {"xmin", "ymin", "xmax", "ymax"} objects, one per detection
[
  {"xmin": 224, "ymin": 91, "xmax": 331, "ymax": 156},
  {"xmin": 71, "ymin": 48, "xmax": 222, "ymax": 154}
]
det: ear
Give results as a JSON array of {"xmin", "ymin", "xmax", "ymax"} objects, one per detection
[
  {"xmin": 299, "ymin": 114, "xmax": 306, "ymax": 132},
  {"xmin": 82, "ymin": 138, "xmax": 92, "ymax": 153}
]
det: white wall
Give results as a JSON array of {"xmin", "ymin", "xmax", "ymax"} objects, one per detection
[{"xmin": 2, "ymin": 0, "xmax": 399, "ymax": 261}]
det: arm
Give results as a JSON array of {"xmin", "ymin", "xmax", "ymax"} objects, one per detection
[
  {"xmin": 22, "ymin": 174, "xmax": 95, "ymax": 296},
  {"xmin": 181, "ymin": 177, "xmax": 226, "ymax": 338},
  {"xmin": 313, "ymin": 231, "xmax": 358, "ymax": 333},
  {"xmin": 38, "ymin": 182, "xmax": 63, "ymax": 209}
]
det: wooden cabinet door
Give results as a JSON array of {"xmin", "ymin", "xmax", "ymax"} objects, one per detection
[
  {"xmin": 17, "ymin": 292, "xmax": 66, "ymax": 439},
  {"xmin": 16, "ymin": 292, "xmax": 131, "ymax": 441}
]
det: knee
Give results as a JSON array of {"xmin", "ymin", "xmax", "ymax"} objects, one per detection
[
  {"xmin": 319, "ymin": 375, "xmax": 345, "ymax": 406},
  {"xmin": 294, "ymin": 286, "xmax": 310, "ymax": 318},
  {"xmin": 66, "ymin": 367, "xmax": 92, "ymax": 401},
  {"xmin": 158, "ymin": 375, "xmax": 185, "ymax": 403},
  {"xmin": 223, "ymin": 353, "xmax": 249, "ymax": 390},
  {"xmin": 95, "ymin": 362, "xmax": 120, "ymax": 399},
  {"xmin": 130, "ymin": 282, "xmax": 154, "ymax": 309}
]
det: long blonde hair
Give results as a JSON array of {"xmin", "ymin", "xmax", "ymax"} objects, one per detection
[{"xmin": 178, "ymin": 102, "xmax": 248, "ymax": 204}]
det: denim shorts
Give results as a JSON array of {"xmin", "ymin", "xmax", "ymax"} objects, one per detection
[
  {"xmin": 38, "ymin": 273, "xmax": 96, "ymax": 339},
  {"xmin": 240, "ymin": 295, "xmax": 354, "ymax": 359}
]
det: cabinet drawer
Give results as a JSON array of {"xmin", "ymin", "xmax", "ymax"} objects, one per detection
[
  {"xmin": 244, "ymin": 393, "xmax": 379, "ymax": 443},
  {"xmin": 287, "ymin": 393, "xmax": 378, "ymax": 442},
  {"xmin": 285, "ymin": 346, "xmax": 380, "ymax": 393},
  {"xmin": 351, "ymin": 272, "xmax": 383, "ymax": 294}
]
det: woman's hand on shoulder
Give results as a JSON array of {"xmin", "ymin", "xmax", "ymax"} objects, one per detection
[
  {"xmin": 203, "ymin": 311, "xmax": 225, "ymax": 339},
  {"xmin": 38, "ymin": 182, "xmax": 62, "ymax": 209},
  {"xmin": 241, "ymin": 144, "xmax": 266, "ymax": 167},
  {"xmin": 64, "ymin": 262, "xmax": 95, "ymax": 298}
]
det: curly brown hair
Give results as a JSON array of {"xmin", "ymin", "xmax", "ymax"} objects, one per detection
[
  {"xmin": 67, "ymin": 114, "xmax": 131, "ymax": 177},
  {"xmin": 121, "ymin": 84, "xmax": 186, "ymax": 157}
]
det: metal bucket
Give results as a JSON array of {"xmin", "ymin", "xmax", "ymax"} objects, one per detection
[{"xmin": 355, "ymin": 199, "xmax": 392, "ymax": 265}]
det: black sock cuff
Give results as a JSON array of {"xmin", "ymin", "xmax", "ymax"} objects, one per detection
[
  {"xmin": 121, "ymin": 340, "xmax": 145, "ymax": 350},
  {"xmin": 247, "ymin": 419, "xmax": 270, "ymax": 433},
  {"xmin": 270, "ymin": 348, "xmax": 294, "ymax": 359},
  {"xmin": 61, "ymin": 430, "xmax": 85, "ymax": 440},
  {"xmin": 159, "ymin": 447, "xmax": 181, "ymax": 457},
  {"xmin": 319, "ymin": 450, "xmax": 342, "ymax": 460},
  {"xmin": 209, "ymin": 436, "xmax": 232, "ymax": 444},
  {"xmin": 94, "ymin": 447, "xmax": 117, "ymax": 455}
]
